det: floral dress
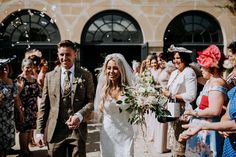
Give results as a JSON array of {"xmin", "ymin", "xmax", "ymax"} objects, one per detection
[
  {"xmin": 185, "ymin": 85, "xmax": 227, "ymax": 157},
  {"xmin": 15, "ymin": 77, "xmax": 41, "ymax": 132},
  {"xmin": 0, "ymin": 80, "xmax": 17, "ymax": 151},
  {"xmin": 222, "ymin": 86, "xmax": 236, "ymax": 157}
]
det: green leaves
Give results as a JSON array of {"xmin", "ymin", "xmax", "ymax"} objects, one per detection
[
  {"xmin": 116, "ymin": 69, "xmax": 170, "ymax": 125},
  {"xmin": 116, "ymin": 100, "xmax": 123, "ymax": 104}
]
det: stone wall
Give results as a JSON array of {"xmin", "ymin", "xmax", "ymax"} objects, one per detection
[{"xmin": 0, "ymin": 0, "xmax": 235, "ymax": 52}]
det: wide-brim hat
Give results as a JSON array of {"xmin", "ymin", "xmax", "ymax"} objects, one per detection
[
  {"xmin": 0, "ymin": 55, "xmax": 16, "ymax": 68},
  {"xmin": 168, "ymin": 44, "xmax": 192, "ymax": 53}
]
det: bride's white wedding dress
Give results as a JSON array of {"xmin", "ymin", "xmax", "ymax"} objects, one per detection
[{"xmin": 100, "ymin": 95, "xmax": 134, "ymax": 157}]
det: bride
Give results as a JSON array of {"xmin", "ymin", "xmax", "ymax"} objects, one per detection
[{"xmin": 94, "ymin": 53, "xmax": 135, "ymax": 157}]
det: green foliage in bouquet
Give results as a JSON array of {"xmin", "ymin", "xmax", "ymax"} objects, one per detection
[{"xmin": 117, "ymin": 69, "xmax": 171, "ymax": 125}]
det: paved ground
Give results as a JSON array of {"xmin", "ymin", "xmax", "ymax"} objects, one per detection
[{"xmin": 8, "ymin": 123, "xmax": 171, "ymax": 157}]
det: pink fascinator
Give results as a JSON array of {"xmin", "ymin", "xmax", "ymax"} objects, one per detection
[{"xmin": 197, "ymin": 45, "xmax": 221, "ymax": 68}]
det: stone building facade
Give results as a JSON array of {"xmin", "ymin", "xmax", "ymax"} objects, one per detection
[{"xmin": 0, "ymin": 0, "xmax": 235, "ymax": 75}]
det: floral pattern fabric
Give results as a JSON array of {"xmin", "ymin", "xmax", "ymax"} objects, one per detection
[
  {"xmin": 0, "ymin": 80, "xmax": 17, "ymax": 150},
  {"xmin": 15, "ymin": 76, "xmax": 41, "ymax": 132},
  {"xmin": 185, "ymin": 85, "xmax": 227, "ymax": 157}
]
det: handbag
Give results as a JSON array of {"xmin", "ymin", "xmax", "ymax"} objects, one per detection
[
  {"xmin": 157, "ymin": 98, "xmax": 180, "ymax": 123},
  {"xmin": 158, "ymin": 73, "xmax": 180, "ymax": 123},
  {"xmin": 167, "ymin": 100, "xmax": 180, "ymax": 118},
  {"xmin": 199, "ymin": 95, "xmax": 209, "ymax": 110}
]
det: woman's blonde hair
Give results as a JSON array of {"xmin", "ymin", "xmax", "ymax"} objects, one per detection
[{"xmin": 94, "ymin": 53, "xmax": 135, "ymax": 113}]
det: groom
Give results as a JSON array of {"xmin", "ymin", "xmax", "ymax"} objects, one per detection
[{"xmin": 36, "ymin": 40, "xmax": 95, "ymax": 157}]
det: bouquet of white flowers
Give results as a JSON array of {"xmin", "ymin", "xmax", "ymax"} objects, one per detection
[{"xmin": 117, "ymin": 69, "xmax": 170, "ymax": 125}]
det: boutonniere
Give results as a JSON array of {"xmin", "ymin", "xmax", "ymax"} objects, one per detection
[{"xmin": 73, "ymin": 76, "xmax": 85, "ymax": 88}]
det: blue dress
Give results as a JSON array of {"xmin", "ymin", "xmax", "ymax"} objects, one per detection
[
  {"xmin": 222, "ymin": 86, "xmax": 236, "ymax": 157},
  {"xmin": 185, "ymin": 85, "xmax": 227, "ymax": 157}
]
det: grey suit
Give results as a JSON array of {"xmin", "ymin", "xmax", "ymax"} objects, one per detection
[{"xmin": 37, "ymin": 65, "xmax": 94, "ymax": 157}]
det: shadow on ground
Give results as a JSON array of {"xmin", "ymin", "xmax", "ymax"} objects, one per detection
[
  {"xmin": 8, "ymin": 123, "xmax": 101, "ymax": 157},
  {"xmin": 86, "ymin": 123, "xmax": 101, "ymax": 153}
]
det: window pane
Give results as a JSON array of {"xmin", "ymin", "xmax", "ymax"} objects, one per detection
[
  {"xmin": 0, "ymin": 9, "xmax": 60, "ymax": 43},
  {"xmin": 82, "ymin": 10, "xmax": 143, "ymax": 44}
]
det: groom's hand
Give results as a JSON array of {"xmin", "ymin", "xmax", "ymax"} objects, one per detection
[
  {"xmin": 35, "ymin": 133, "xmax": 45, "ymax": 148},
  {"xmin": 66, "ymin": 115, "xmax": 81, "ymax": 129}
]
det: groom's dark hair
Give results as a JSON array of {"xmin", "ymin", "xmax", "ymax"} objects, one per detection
[{"xmin": 57, "ymin": 40, "xmax": 76, "ymax": 51}]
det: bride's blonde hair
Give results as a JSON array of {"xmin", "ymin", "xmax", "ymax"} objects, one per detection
[{"xmin": 94, "ymin": 53, "xmax": 135, "ymax": 113}]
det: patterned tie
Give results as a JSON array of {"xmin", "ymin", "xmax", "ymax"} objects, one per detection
[
  {"xmin": 63, "ymin": 71, "xmax": 73, "ymax": 121},
  {"xmin": 64, "ymin": 70, "xmax": 71, "ymax": 98}
]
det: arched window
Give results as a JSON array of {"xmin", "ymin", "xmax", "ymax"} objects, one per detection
[
  {"xmin": 82, "ymin": 10, "xmax": 143, "ymax": 44},
  {"xmin": 0, "ymin": 9, "xmax": 60, "ymax": 45},
  {"xmin": 164, "ymin": 11, "xmax": 223, "ymax": 58},
  {"xmin": 0, "ymin": 9, "xmax": 61, "ymax": 77}
]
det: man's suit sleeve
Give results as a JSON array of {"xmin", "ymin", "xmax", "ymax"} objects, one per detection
[
  {"xmin": 77, "ymin": 70, "xmax": 95, "ymax": 120},
  {"xmin": 36, "ymin": 73, "xmax": 50, "ymax": 134}
]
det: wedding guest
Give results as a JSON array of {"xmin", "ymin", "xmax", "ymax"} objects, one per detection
[
  {"xmin": 179, "ymin": 86, "xmax": 236, "ymax": 156},
  {"xmin": 25, "ymin": 49, "xmax": 44, "ymax": 147},
  {"xmin": 180, "ymin": 45, "xmax": 227, "ymax": 157},
  {"xmin": 25, "ymin": 49, "xmax": 42, "ymax": 80},
  {"xmin": 25, "ymin": 49, "xmax": 42, "ymax": 60},
  {"xmin": 162, "ymin": 44, "xmax": 197, "ymax": 157},
  {"xmin": 15, "ymin": 58, "xmax": 41, "ymax": 157},
  {"xmin": 150, "ymin": 56, "xmax": 159, "ymax": 82},
  {"xmin": 140, "ymin": 54, "xmax": 153, "ymax": 73},
  {"xmin": 0, "ymin": 57, "xmax": 23, "ymax": 157},
  {"xmin": 153, "ymin": 52, "xmax": 173, "ymax": 153},
  {"xmin": 132, "ymin": 60, "xmax": 141, "ymax": 76},
  {"xmin": 36, "ymin": 58, "xmax": 49, "ymax": 146},
  {"xmin": 146, "ymin": 55, "xmax": 159, "ymax": 142},
  {"xmin": 225, "ymin": 41, "xmax": 236, "ymax": 88},
  {"xmin": 36, "ymin": 40, "xmax": 94, "ymax": 157},
  {"xmin": 37, "ymin": 58, "xmax": 48, "ymax": 89},
  {"xmin": 220, "ymin": 41, "xmax": 236, "ymax": 115},
  {"xmin": 156, "ymin": 52, "xmax": 174, "ymax": 88},
  {"xmin": 94, "ymin": 53, "xmax": 135, "ymax": 157}
]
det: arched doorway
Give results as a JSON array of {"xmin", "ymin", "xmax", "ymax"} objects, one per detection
[
  {"xmin": 164, "ymin": 11, "xmax": 223, "ymax": 61},
  {"xmin": 0, "ymin": 9, "xmax": 61, "ymax": 77},
  {"xmin": 80, "ymin": 10, "xmax": 145, "ymax": 79}
]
